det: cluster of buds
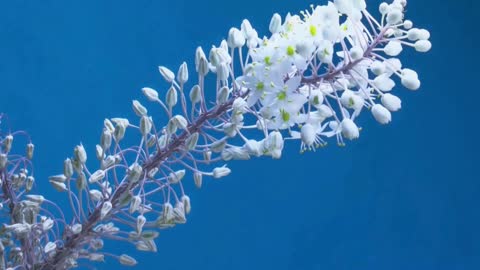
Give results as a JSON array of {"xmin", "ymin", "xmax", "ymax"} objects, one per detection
[{"xmin": 0, "ymin": 0, "xmax": 430, "ymax": 269}]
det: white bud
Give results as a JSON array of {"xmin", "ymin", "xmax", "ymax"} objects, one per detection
[
  {"xmin": 341, "ymin": 119, "xmax": 360, "ymax": 140},
  {"xmin": 44, "ymin": 242, "xmax": 57, "ymax": 254},
  {"xmin": 95, "ymin": 144, "xmax": 104, "ymax": 160},
  {"xmin": 166, "ymin": 86, "xmax": 178, "ymax": 108},
  {"xmin": 265, "ymin": 131, "xmax": 284, "ymax": 159},
  {"xmin": 371, "ymin": 61, "xmax": 386, "ymax": 75},
  {"xmin": 203, "ymin": 150, "xmax": 212, "ymax": 161},
  {"xmin": 404, "ymin": 20, "xmax": 413, "ymax": 29},
  {"xmin": 193, "ymin": 172, "xmax": 203, "ymax": 188},
  {"xmin": 142, "ymin": 87, "xmax": 159, "ymax": 101},
  {"xmin": 384, "ymin": 41, "xmax": 403, "ymax": 56},
  {"xmin": 227, "ymin": 27, "xmax": 245, "ymax": 48},
  {"xmin": 100, "ymin": 129, "xmax": 112, "ymax": 150},
  {"xmin": 386, "ymin": 9, "xmax": 403, "ymax": 25},
  {"xmin": 0, "ymin": 154, "xmax": 7, "ymax": 170},
  {"xmin": 168, "ymin": 170, "xmax": 186, "ymax": 184},
  {"xmin": 119, "ymin": 254, "xmax": 137, "ymax": 266},
  {"xmin": 381, "ymin": 93, "xmax": 402, "ymax": 112},
  {"xmin": 89, "ymin": 190, "xmax": 103, "ymax": 201},
  {"xmin": 177, "ymin": 62, "xmax": 189, "ymax": 84},
  {"xmin": 140, "ymin": 116, "xmax": 153, "ymax": 136},
  {"xmin": 129, "ymin": 196, "xmax": 141, "ymax": 214},
  {"xmin": 172, "ymin": 115, "xmax": 188, "ymax": 130},
  {"xmin": 89, "ymin": 170, "xmax": 106, "ymax": 184},
  {"xmin": 181, "ymin": 195, "xmax": 191, "ymax": 214},
  {"xmin": 26, "ymin": 195, "xmax": 45, "ymax": 204},
  {"xmin": 217, "ymin": 63, "xmax": 229, "ymax": 81},
  {"xmin": 136, "ymin": 215, "xmax": 146, "ymax": 234},
  {"xmin": 195, "ymin": 47, "xmax": 209, "ymax": 76},
  {"xmin": 3, "ymin": 135, "xmax": 13, "ymax": 153},
  {"xmin": 349, "ymin": 46, "xmax": 363, "ymax": 61},
  {"xmin": 100, "ymin": 201, "xmax": 112, "ymax": 219},
  {"xmin": 371, "ymin": 104, "xmax": 392, "ymax": 124},
  {"xmin": 317, "ymin": 41, "xmax": 334, "ymax": 64},
  {"xmin": 42, "ymin": 218, "xmax": 54, "ymax": 232},
  {"xmin": 71, "ymin": 224, "xmax": 82, "ymax": 234},
  {"xmin": 221, "ymin": 147, "xmax": 249, "ymax": 161},
  {"xmin": 232, "ymin": 97, "xmax": 248, "ymax": 113},
  {"xmin": 189, "ymin": 85, "xmax": 202, "ymax": 104},
  {"xmin": 167, "ymin": 118, "xmax": 178, "ymax": 135},
  {"xmin": 186, "ymin": 132, "xmax": 199, "ymax": 150},
  {"xmin": 217, "ymin": 86, "xmax": 230, "ymax": 104},
  {"xmin": 49, "ymin": 180, "xmax": 67, "ymax": 192},
  {"xmin": 74, "ymin": 144, "xmax": 87, "ymax": 164},
  {"xmin": 379, "ymin": 3, "xmax": 389, "ymax": 15},
  {"xmin": 211, "ymin": 139, "xmax": 226, "ymax": 152},
  {"xmin": 158, "ymin": 66, "xmax": 175, "ymax": 83},
  {"xmin": 373, "ymin": 74, "xmax": 395, "ymax": 91},
  {"xmin": 25, "ymin": 143, "xmax": 34, "ymax": 160},
  {"xmin": 269, "ymin": 13, "xmax": 282, "ymax": 34},
  {"xmin": 241, "ymin": 19, "xmax": 254, "ymax": 38},
  {"xmin": 418, "ymin": 29, "xmax": 430, "ymax": 40},
  {"xmin": 407, "ymin": 28, "xmax": 420, "ymax": 41},
  {"xmin": 132, "ymin": 100, "xmax": 148, "ymax": 117},
  {"xmin": 212, "ymin": 166, "xmax": 231, "ymax": 179},
  {"xmin": 414, "ymin": 40, "xmax": 432, "ymax": 52},
  {"xmin": 76, "ymin": 172, "xmax": 87, "ymax": 190},
  {"xmin": 401, "ymin": 68, "xmax": 421, "ymax": 90},
  {"xmin": 49, "ymin": 174, "xmax": 67, "ymax": 183},
  {"xmin": 127, "ymin": 163, "xmax": 143, "ymax": 183}
]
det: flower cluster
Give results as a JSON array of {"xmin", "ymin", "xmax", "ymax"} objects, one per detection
[{"xmin": 0, "ymin": 0, "xmax": 430, "ymax": 269}]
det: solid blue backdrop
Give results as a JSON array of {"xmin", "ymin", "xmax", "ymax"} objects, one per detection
[{"xmin": 0, "ymin": 0, "xmax": 478, "ymax": 269}]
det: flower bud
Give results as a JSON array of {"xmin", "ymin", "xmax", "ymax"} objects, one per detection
[
  {"xmin": 140, "ymin": 116, "xmax": 153, "ymax": 136},
  {"xmin": 189, "ymin": 85, "xmax": 202, "ymax": 104},
  {"xmin": 349, "ymin": 46, "xmax": 363, "ymax": 61},
  {"xmin": 211, "ymin": 139, "xmax": 226, "ymax": 153},
  {"xmin": 129, "ymin": 196, "xmax": 141, "ymax": 214},
  {"xmin": 223, "ymin": 123, "xmax": 237, "ymax": 137},
  {"xmin": 221, "ymin": 147, "xmax": 250, "ymax": 161},
  {"xmin": 95, "ymin": 144, "xmax": 104, "ymax": 160},
  {"xmin": 44, "ymin": 242, "xmax": 56, "ymax": 254},
  {"xmin": 414, "ymin": 40, "xmax": 432, "ymax": 52},
  {"xmin": 142, "ymin": 87, "xmax": 159, "ymax": 101},
  {"xmin": 379, "ymin": 2, "xmax": 389, "ymax": 15},
  {"xmin": 76, "ymin": 172, "xmax": 87, "ymax": 190},
  {"xmin": 186, "ymin": 132, "xmax": 199, "ymax": 150},
  {"xmin": 172, "ymin": 115, "xmax": 188, "ymax": 130},
  {"xmin": 203, "ymin": 150, "xmax": 212, "ymax": 162},
  {"xmin": 407, "ymin": 28, "xmax": 420, "ymax": 41},
  {"xmin": 384, "ymin": 41, "xmax": 403, "ymax": 56},
  {"xmin": 341, "ymin": 119, "xmax": 360, "ymax": 140},
  {"xmin": 50, "ymin": 180, "xmax": 67, "ymax": 192},
  {"xmin": 0, "ymin": 154, "xmax": 7, "ymax": 170},
  {"xmin": 212, "ymin": 166, "xmax": 231, "ymax": 179},
  {"xmin": 132, "ymin": 100, "xmax": 148, "ymax": 117},
  {"xmin": 370, "ymin": 61, "xmax": 386, "ymax": 75},
  {"xmin": 89, "ymin": 170, "xmax": 106, "ymax": 184},
  {"xmin": 340, "ymin": 90, "xmax": 364, "ymax": 111},
  {"xmin": 193, "ymin": 172, "xmax": 203, "ymax": 188},
  {"xmin": 26, "ymin": 143, "xmax": 34, "ymax": 160},
  {"xmin": 381, "ymin": 93, "xmax": 402, "ymax": 112},
  {"xmin": 371, "ymin": 104, "xmax": 392, "ymax": 124},
  {"xmin": 301, "ymin": 123, "xmax": 317, "ymax": 147},
  {"xmin": 373, "ymin": 74, "xmax": 395, "ymax": 92},
  {"xmin": 404, "ymin": 20, "xmax": 413, "ymax": 29},
  {"xmin": 71, "ymin": 224, "xmax": 82, "ymax": 234},
  {"xmin": 217, "ymin": 86, "xmax": 230, "ymax": 104},
  {"xmin": 386, "ymin": 9, "xmax": 403, "ymax": 25},
  {"xmin": 136, "ymin": 215, "xmax": 146, "ymax": 234},
  {"xmin": 177, "ymin": 62, "xmax": 189, "ymax": 85},
  {"xmin": 166, "ymin": 86, "xmax": 178, "ymax": 108},
  {"xmin": 168, "ymin": 170, "xmax": 186, "ymax": 184},
  {"xmin": 167, "ymin": 118, "xmax": 178, "ymax": 135},
  {"xmin": 100, "ymin": 129, "xmax": 112, "ymax": 150},
  {"xmin": 119, "ymin": 254, "xmax": 137, "ymax": 266},
  {"xmin": 418, "ymin": 29, "xmax": 430, "ymax": 40},
  {"xmin": 181, "ymin": 195, "xmax": 191, "ymax": 214},
  {"xmin": 269, "ymin": 13, "xmax": 282, "ymax": 34},
  {"xmin": 217, "ymin": 63, "xmax": 229, "ymax": 81},
  {"xmin": 227, "ymin": 27, "xmax": 245, "ymax": 48},
  {"xmin": 401, "ymin": 68, "xmax": 421, "ymax": 90},
  {"xmin": 127, "ymin": 163, "xmax": 143, "ymax": 183},
  {"xmin": 3, "ymin": 135, "xmax": 13, "ymax": 153},
  {"xmin": 241, "ymin": 19, "xmax": 253, "ymax": 38},
  {"xmin": 100, "ymin": 201, "xmax": 112, "ymax": 219},
  {"xmin": 195, "ymin": 47, "xmax": 209, "ymax": 76},
  {"xmin": 158, "ymin": 66, "xmax": 175, "ymax": 83}
]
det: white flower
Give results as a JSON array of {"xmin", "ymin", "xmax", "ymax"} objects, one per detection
[
  {"xmin": 371, "ymin": 104, "xmax": 392, "ymax": 124},
  {"xmin": 414, "ymin": 40, "xmax": 432, "ymax": 52}
]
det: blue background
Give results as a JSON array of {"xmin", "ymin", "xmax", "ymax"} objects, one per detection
[{"xmin": 0, "ymin": 0, "xmax": 478, "ymax": 269}]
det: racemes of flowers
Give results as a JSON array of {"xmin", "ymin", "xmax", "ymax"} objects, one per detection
[{"xmin": 0, "ymin": 0, "xmax": 430, "ymax": 269}]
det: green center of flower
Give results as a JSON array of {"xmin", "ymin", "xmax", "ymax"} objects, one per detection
[
  {"xmin": 277, "ymin": 91, "xmax": 286, "ymax": 101},
  {"xmin": 281, "ymin": 110, "xmax": 290, "ymax": 122},
  {"xmin": 256, "ymin": 82, "xmax": 265, "ymax": 91},
  {"xmin": 264, "ymin": 56, "xmax": 272, "ymax": 66},
  {"xmin": 287, "ymin": 46, "xmax": 295, "ymax": 56},
  {"xmin": 310, "ymin": 25, "xmax": 317, "ymax": 36},
  {"xmin": 313, "ymin": 95, "xmax": 320, "ymax": 105}
]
